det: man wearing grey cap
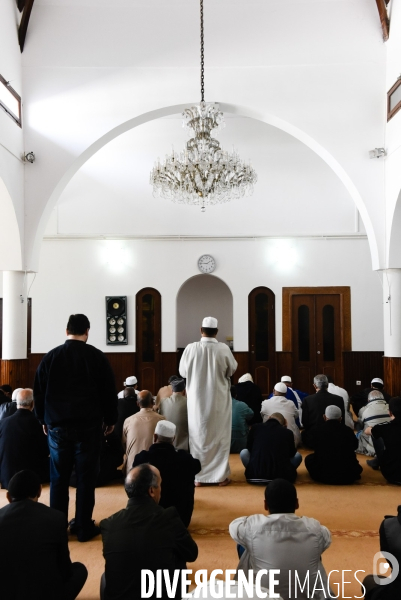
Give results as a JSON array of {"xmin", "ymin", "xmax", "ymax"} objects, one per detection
[
  {"xmin": 305, "ymin": 405, "xmax": 362, "ymax": 485},
  {"xmin": 179, "ymin": 316, "xmax": 237, "ymax": 486},
  {"xmin": 158, "ymin": 378, "xmax": 189, "ymax": 451}
]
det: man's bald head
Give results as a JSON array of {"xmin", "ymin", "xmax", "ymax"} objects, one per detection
[
  {"xmin": 16, "ymin": 389, "xmax": 34, "ymax": 410},
  {"xmin": 137, "ymin": 390, "xmax": 154, "ymax": 408},
  {"xmin": 125, "ymin": 464, "xmax": 161, "ymax": 503}
]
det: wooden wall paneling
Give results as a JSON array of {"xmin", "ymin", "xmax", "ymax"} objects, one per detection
[
  {"xmin": 0, "ymin": 359, "xmax": 29, "ymax": 389},
  {"xmin": 105, "ymin": 352, "xmax": 136, "ymax": 393},
  {"xmin": 383, "ymin": 357, "xmax": 401, "ymax": 398},
  {"xmin": 232, "ymin": 352, "xmax": 249, "ymax": 383},
  {"xmin": 343, "ymin": 351, "xmax": 384, "ymax": 398},
  {"xmin": 276, "ymin": 352, "xmax": 293, "ymax": 379},
  {"xmin": 255, "ymin": 366, "xmax": 270, "ymax": 396},
  {"xmin": 28, "ymin": 353, "xmax": 45, "ymax": 387},
  {"xmin": 161, "ymin": 352, "xmax": 179, "ymax": 388}
]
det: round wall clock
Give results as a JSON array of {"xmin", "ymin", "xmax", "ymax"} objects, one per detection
[{"xmin": 198, "ymin": 254, "xmax": 216, "ymax": 273}]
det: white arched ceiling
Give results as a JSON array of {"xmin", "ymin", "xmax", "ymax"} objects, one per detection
[
  {"xmin": 0, "ymin": 177, "xmax": 22, "ymax": 271},
  {"xmin": 32, "ymin": 102, "xmax": 379, "ymax": 270}
]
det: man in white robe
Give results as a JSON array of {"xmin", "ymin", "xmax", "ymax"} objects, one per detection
[{"xmin": 179, "ymin": 316, "xmax": 237, "ymax": 486}]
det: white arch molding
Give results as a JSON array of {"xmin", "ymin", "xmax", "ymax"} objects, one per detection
[{"xmin": 30, "ymin": 102, "xmax": 380, "ymax": 271}]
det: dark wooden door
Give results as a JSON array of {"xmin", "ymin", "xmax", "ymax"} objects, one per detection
[
  {"xmin": 248, "ymin": 287, "xmax": 276, "ymax": 396},
  {"xmin": 136, "ymin": 288, "xmax": 161, "ymax": 394},
  {"xmin": 292, "ymin": 293, "xmax": 343, "ymax": 393}
]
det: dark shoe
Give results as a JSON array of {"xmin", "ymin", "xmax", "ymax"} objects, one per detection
[
  {"xmin": 77, "ymin": 522, "xmax": 101, "ymax": 542},
  {"xmin": 68, "ymin": 518, "xmax": 77, "ymax": 535},
  {"xmin": 367, "ymin": 458, "xmax": 380, "ymax": 470}
]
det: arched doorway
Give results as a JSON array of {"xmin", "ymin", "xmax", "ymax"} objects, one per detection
[
  {"xmin": 136, "ymin": 288, "xmax": 161, "ymax": 393},
  {"xmin": 248, "ymin": 287, "xmax": 276, "ymax": 397},
  {"xmin": 176, "ymin": 275, "xmax": 233, "ymax": 352}
]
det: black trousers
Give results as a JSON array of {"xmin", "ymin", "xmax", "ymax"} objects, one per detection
[{"xmin": 64, "ymin": 562, "xmax": 88, "ymax": 600}]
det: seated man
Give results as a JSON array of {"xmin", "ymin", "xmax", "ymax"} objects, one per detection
[
  {"xmin": 365, "ymin": 396, "xmax": 401, "ymax": 483},
  {"xmin": 155, "ymin": 375, "xmax": 180, "ymax": 410},
  {"xmin": 158, "ymin": 378, "xmax": 189, "ymax": 450},
  {"xmin": 122, "ymin": 390, "xmax": 165, "ymax": 472},
  {"xmin": 133, "ymin": 421, "xmax": 201, "ymax": 527},
  {"xmin": 357, "ymin": 390, "xmax": 390, "ymax": 457},
  {"xmin": 0, "ymin": 389, "xmax": 49, "ymax": 489},
  {"xmin": 231, "ymin": 385, "xmax": 254, "ymax": 453},
  {"xmin": 327, "ymin": 375, "xmax": 354, "ymax": 429},
  {"xmin": 301, "ymin": 374, "xmax": 345, "ymax": 448},
  {"xmin": 351, "ymin": 377, "xmax": 391, "ymax": 417},
  {"xmin": 235, "ymin": 373, "xmax": 263, "ymax": 425},
  {"xmin": 362, "ymin": 504, "xmax": 401, "ymax": 599},
  {"xmin": 240, "ymin": 413, "xmax": 302, "ymax": 484},
  {"xmin": 305, "ymin": 405, "xmax": 362, "ymax": 485},
  {"xmin": 100, "ymin": 464, "xmax": 198, "ymax": 600},
  {"xmin": 114, "ymin": 377, "xmax": 140, "ymax": 443},
  {"xmin": 268, "ymin": 375, "xmax": 307, "ymax": 415},
  {"xmin": 261, "ymin": 382, "xmax": 300, "ymax": 447},
  {"xmin": 229, "ymin": 479, "xmax": 332, "ymax": 600},
  {"xmin": 0, "ymin": 470, "xmax": 87, "ymax": 600}
]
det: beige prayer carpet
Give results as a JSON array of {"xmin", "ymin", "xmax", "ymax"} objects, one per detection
[{"xmin": 1, "ymin": 451, "xmax": 399, "ymax": 599}]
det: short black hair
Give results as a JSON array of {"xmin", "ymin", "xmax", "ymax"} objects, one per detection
[
  {"xmin": 66, "ymin": 314, "xmax": 90, "ymax": 335},
  {"xmin": 8, "ymin": 470, "xmax": 41, "ymax": 500},
  {"xmin": 201, "ymin": 327, "xmax": 218, "ymax": 337},
  {"xmin": 0, "ymin": 385, "xmax": 12, "ymax": 395},
  {"xmin": 264, "ymin": 478, "xmax": 297, "ymax": 514},
  {"xmin": 168, "ymin": 375, "xmax": 179, "ymax": 384},
  {"xmin": 372, "ymin": 381, "xmax": 384, "ymax": 390},
  {"xmin": 125, "ymin": 464, "xmax": 159, "ymax": 499},
  {"xmin": 389, "ymin": 397, "xmax": 401, "ymax": 419}
]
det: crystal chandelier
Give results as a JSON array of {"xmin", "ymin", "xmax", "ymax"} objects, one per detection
[{"xmin": 150, "ymin": 0, "xmax": 257, "ymax": 211}]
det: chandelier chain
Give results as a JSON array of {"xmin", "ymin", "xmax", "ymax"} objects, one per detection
[{"xmin": 200, "ymin": 0, "xmax": 204, "ymax": 102}]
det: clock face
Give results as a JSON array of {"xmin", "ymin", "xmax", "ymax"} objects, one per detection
[{"xmin": 198, "ymin": 255, "xmax": 216, "ymax": 273}]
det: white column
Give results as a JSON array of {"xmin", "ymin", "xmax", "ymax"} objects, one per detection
[
  {"xmin": 383, "ymin": 268, "xmax": 401, "ymax": 357},
  {"xmin": 2, "ymin": 271, "xmax": 27, "ymax": 360}
]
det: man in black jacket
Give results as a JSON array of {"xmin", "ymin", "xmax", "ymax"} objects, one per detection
[
  {"xmin": 301, "ymin": 374, "xmax": 345, "ymax": 448},
  {"xmin": 305, "ymin": 405, "xmax": 362, "ymax": 484},
  {"xmin": 0, "ymin": 470, "xmax": 87, "ymax": 600},
  {"xmin": 34, "ymin": 313, "xmax": 118, "ymax": 542},
  {"xmin": 0, "ymin": 388, "xmax": 49, "ymax": 488},
  {"xmin": 100, "ymin": 464, "xmax": 198, "ymax": 600},
  {"xmin": 133, "ymin": 420, "xmax": 201, "ymax": 527},
  {"xmin": 240, "ymin": 413, "xmax": 302, "ymax": 483}
]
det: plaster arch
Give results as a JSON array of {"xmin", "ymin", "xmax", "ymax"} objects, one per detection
[
  {"xmin": 30, "ymin": 102, "xmax": 380, "ymax": 271},
  {"xmin": 176, "ymin": 274, "xmax": 233, "ymax": 349},
  {"xmin": 0, "ymin": 176, "xmax": 23, "ymax": 271},
  {"xmin": 388, "ymin": 188, "xmax": 401, "ymax": 267}
]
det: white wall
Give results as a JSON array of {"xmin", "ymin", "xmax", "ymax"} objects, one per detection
[
  {"xmin": 29, "ymin": 236, "xmax": 383, "ymax": 354},
  {"xmin": 176, "ymin": 275, "xmax": 233, "ymax": 348}
]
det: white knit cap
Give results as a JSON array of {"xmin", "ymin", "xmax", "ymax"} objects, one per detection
[
  {"xmin": 202, "ymin": 316, "xmax": 218, "ymax": 328},
  {"xmin": 238, "ymin": 373, "xmax": 253, "ymax": 383},
  {"xmin": 325, "ymin": 405, "xmax": 342, "ymax": 420},
  {"xmin": 281, "ymin": 376, "xmax": 292, "ymax": 383},
  {"xmin": 124, "ymin": 376, "xmax": 137, "ymax": 386},
  {"xmin": 12, "ymin": 388, "xmax": 23, "ymax": 401},
  {"xmin": 371, "ymin": 378, "xmax": 384, "ymax": 385},
  {"xmin": 155, "ymin": 420, "xmax": 176, "ymax": 438},
  {"xmin": 274, "ymin": 382, "xmax": 288, "ymax": 394}
]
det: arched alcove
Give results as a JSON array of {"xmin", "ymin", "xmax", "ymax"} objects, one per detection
[
  {"xmin": 176, "ymin": 275, "xmax": 233, "ymax": 349},
  {"xmin": 0, "ymin": 177, "xmax": 22, "ymax": 271}
]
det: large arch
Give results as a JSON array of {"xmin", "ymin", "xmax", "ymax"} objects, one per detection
[
  {"xmin": 176, "ymin": 274, "xmax": 233, "ymax": 350},
  {"xmin": 30, "ymin": 102, "xmax": 380, "ymax": 270},
  {"xmin": 0, "ymin": 177, "xmax": 23, "ymax": 271},
  {"xmin": 388, "ymin": 188, "xmax": 401, "ymax": 267}
]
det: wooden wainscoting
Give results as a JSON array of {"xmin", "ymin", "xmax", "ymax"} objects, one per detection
[
  {"xmin": 161, "ymin": 352, "xmax": 179, "ymax": 385},
  {"xmin": 383, "ymin": 357, "xmax": 401, "ymax": 397},
  {"xmin": 232, "ymin": 352, "xmax": 249, "ymax": 384},
  {"xmin": 343, "ymin": 351, "xmax": 384, "ymax": 398},
  {"xmin": 0, "ymin": 359, "xmax": 30, "ymax": 390}
]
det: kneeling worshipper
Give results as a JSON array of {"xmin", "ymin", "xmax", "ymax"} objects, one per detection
[
  {"xmin": 305, "ymin": 405, "xmax": 362, "ymax": 485},
  {"xmin": 365, "ymin": 396, "xmax": 401, "ymax": 483},
  {"xmin": 231, "ymin": 385, "xmax": 254, "ymax": 453},
  {"xmin": 240, "ymin": 413, "xmax": 302, "ymax": 484},
  {"xmin": 261, "ymin": 382, "xmax": 300, "ymax": 447},
  {"xmin": 179, "ymin": 316, "xmax": 237, "ymax": 486},
  {"xmin": 235, "ymin": 373, "xmax": 263, "ymax": 425},
  {"xmin": 356, "ymin": 390, "xmax": 390, "ymax": 457}
]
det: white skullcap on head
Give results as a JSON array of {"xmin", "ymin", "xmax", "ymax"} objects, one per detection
[
  {"xmin": 202, "ymin": 316, "xmax": 218, "ymax": 328},
  {"xmin": 155, "ymin": 420, "xmax": 176, "ymax": 438},
  {"xmin": 124, "ymin": 376, "xmax": 137, "ymax": 386},
  {"xmin": 371, "ymin": 378, "xmax": 384, "ymax": 385},
  {"xmin": 325, "ymin": 405, "xmax": 342, "ymax": 420},
  {"xmin": 238, "ymin": 373, "xmax": 253, "ymax": 383},
  {"xmin": 274, "ymin": 382, "xmax": 288, "ymax": 394},
  {"xmin": 281, "ymin": 375, "xmax": 292, "ymax": 383},
  {"xmin": 12, "ymin": 388, "xmax": 23, "ymax": 401}
]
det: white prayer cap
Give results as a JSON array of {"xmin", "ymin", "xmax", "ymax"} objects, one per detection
[
  {"xmin": 124, "ymin": 376, "xmax": 137, "ymax": 386},
  {"xmin": 281, "ymin": 375, "xmax": 292, "ymax": 383},
  {"xmin": 11, "ymin": 388, "xmax": 23, "ymax": 401},
  {"xmin": 371, "ymin": 378, "xmax": 384, "ymax": 385},
  {"xmin": 325, "ymin": 405, "xmax": 342, "ymax": 420},
  {"xmin": 202, "ymin": 316, "xmax": 218, "ymax": 328},
  {"xmin": 274, "ymin": 382, "xmax": 288, "ymax": 394},
  {"xmin": 238, "ymin": 373, "xmax": 253, "ymax": 383},
  {"xmin": 155, "ymin": 420, "xmax": 176, "ymax": 438}
]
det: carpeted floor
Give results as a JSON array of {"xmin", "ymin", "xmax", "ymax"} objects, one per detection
[{"xmin": 0, "ymin": 451, "xmax": 399, "ymax": 599}]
